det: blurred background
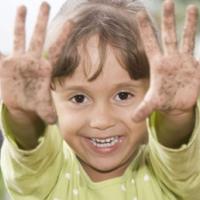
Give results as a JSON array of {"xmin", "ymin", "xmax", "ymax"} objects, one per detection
[
  {"xmin": 0, "ymin": 0, "xmax": 199, "ymax": 199},
  {"xmin": 146, "ymin": 0, "xmax": 200, "ymax": 57}
]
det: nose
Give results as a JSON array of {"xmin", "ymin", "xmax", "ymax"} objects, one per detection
[{"xmin": 89, "ymin": 104, "xmax": 116, "ymax": 130}]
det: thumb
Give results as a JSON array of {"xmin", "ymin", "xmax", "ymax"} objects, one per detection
[
  {"xmin": 36, "ymin": 101, "xmax": 58, "ymax": 124},
  {"xmin": 132, "ymin": 89, "xmax": 157, "ymax": 122}
]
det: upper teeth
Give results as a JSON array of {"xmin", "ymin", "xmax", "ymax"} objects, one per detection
[{"xmin": 91, "ymin": 136, "xmax": 118, "ymax": 144}]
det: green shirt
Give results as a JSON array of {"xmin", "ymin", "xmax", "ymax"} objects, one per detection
[{"xmin": 1, "ymin": 104, "xmax": 200, "ymax": 200}]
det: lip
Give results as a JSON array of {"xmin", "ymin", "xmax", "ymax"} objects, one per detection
[{"xmin": 82, "ymin": 136, "xmax": 125, "ymax": 154}]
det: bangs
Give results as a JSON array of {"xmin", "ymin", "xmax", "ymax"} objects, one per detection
[
  {"xmin": 77, "ymin": 34, "xmax": 108, "ymax": 81},
  {"xmin": 52, "ymin": 3, "xmax": 150, "ymax": 87}
]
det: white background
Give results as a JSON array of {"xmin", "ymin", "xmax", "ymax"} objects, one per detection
[{"xmin": 0, "ymin": 0, "xmax": 65, "ymax": 54}]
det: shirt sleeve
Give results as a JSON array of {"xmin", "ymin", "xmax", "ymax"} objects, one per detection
[
  {"xmin": 0, "ymin": 105, "xmax": 64, "ymax": 200},
  {"xmin": 147, "ymin": 101, "xmax": 200, "ymax": 200}
]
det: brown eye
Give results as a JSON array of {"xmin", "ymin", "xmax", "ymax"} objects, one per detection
[
  {"xmin": 116, "ymin": 92, "xmax": 133, "ymax": 101},
  {"xmin": 71, "ymin": 95, "xmax": 86, "ymax": 104},
  {"xmin": 118, "ymin": 92, "xmax": 129, "ymax": 100}
]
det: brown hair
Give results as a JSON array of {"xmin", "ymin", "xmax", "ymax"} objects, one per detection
[{"xmin": 50, "ymin": 0, "xmax": 156, "ymax": 85}]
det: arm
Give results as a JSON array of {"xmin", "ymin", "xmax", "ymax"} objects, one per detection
[
  {"xmin": 134, "ymin": 0, "xmax": 199, "ymax": 148},
  {"xmin": 147, "ymin": 105, "xmax": 200, "ymax": 200},
  {"xmin": 0, "ymin": 3, "xmax": 54, "ymax": 150},
  {"xmin": 1, "ymin": 123, "xmax": 64, "ymax": 200},
  {"xmin": 0, "ymin": 3, "xmax": 70, "ymax": 150},
  {"xmin": 5, "ymin": 108, "xmax": 45, "ymax": 149},
  {"xmin": 134, "ymin": 0, "xmax": 200, "ymax": 198},
  {"xmin": 154, "ymin": 1, "xmax": 198, "ymax": 148},
  {"xmin": 0, "ymin": 4, "xmax": 73, "ymax": 199},
  {"xmin": 155, "ymin": 110, "xmax": 195, "ymax": 148}
]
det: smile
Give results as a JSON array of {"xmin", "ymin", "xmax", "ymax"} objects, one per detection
[{"xmin": 89, "ymin": 136, "xmax": 122, "ymax": 148}]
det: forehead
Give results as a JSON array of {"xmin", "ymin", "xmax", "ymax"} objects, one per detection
[
  {"xmin": 74, "ymin": 35, "xmax": 131, "ymax": 81},
  {"xmin": 55, "ymin": 34, "xmax": 149, "ymax": 91}
]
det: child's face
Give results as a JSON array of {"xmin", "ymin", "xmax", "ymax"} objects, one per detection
[{"xmin": 52, "ymin": 35, "xmax": 149, "ymax": 181}]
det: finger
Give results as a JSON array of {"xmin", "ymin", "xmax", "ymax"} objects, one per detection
[
  {"xmin": 35, "ymin": 59, "xmax": 56, "ymax": 124},
  {"xmin": 48, "ymin": 21, "xmax": 72, "ymax": 66},
  {"xmin": 162, "ymin": 0, "xmax": 178, "ymax": 55},
  {"xmin": 35, "ymin": 71, "xmax": 57, "ymax": 124},
  {"xmin": 28, "ymin": 2, "xmax": 50, "ymax": 58},
  {"xmin": 137, "ymin": 11, "xmax": 162, "ymax": 61},
  {"xmin": 180, "ymin": 5, "xmax": 199, "ymax": 55},
  {"xmin": 13, "ymin": 5, "xmax": 26, "ymax": 55},
  {"xmin": 132, "ymin": 90, "xmax": 157, "ymax": 122},
  {"xmin": 37, "ymin": 103, "xmax": 57, "ymax": 124}
]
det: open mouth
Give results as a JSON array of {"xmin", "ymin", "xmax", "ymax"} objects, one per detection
[{"xmin": 89, "ymin": 136, "xmax": 122, "ymax": 148}]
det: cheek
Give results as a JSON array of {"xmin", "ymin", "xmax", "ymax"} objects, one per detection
[
  {"xmin": 114, "ymin": 107, "xmax": 147, "ymax": 139},
  {"xmin": 56, "ymin": 108, "xmax": 86, "ymax": 140},
  {"xmin": 52, "ymin": 94, "xmax": 86, "ymax": 139}
]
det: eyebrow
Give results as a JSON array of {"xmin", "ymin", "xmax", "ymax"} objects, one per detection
[{"xmin": 62, "ymin": 81, "xmax": 143, "ymax": 91}]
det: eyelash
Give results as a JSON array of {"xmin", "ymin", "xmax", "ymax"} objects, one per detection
[
  {"xmin": 115, "ymin": 91, "xmax": 134, "ymax": 102},
  {"xmin": 70, "ymin": 94, "xmax": 88, "ymax": 104},
  {"xmin": 69, "ymin": 91, "xmax": 134, "ymax": 105}
]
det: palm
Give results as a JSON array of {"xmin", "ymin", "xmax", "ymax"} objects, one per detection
[
  {"xmin": 1, "ymin": 55, "xmax": 54, "ymax": 122},
  {"xmin": 150, "ymin": 54, "xmax": 200, "ymax": 111}
]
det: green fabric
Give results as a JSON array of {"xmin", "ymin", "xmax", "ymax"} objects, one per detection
[
  {"xmin": 0, "ymin": 169, "xmax": 7, "ymax": 199},
  {"xmin": 1, "ymin": 104, "xmax": 200, "ymax": 200}
]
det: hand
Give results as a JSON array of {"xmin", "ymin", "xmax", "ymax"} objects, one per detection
[
  {"xmin": 0, "ymin": 2, "xmax": 70, "ymax": 124},
  {"xmin": 133, "ymin": 0, "xmax": 200, "ymax": 122}
]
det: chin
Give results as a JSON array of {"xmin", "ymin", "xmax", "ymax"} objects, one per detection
[
  {"xmin": 93, "ymin": 163, "xmax": 119, "ymax": 173},
  {"xmin": 79, "ymin": 156, "xmax": 131, "ymax": 180}
]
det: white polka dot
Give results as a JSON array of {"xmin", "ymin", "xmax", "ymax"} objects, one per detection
[
  {"xmin": 131, "ymin": 178, "xmax": 135, "ymax": 184},
  {"xmin": 76, "ymin": 170, "xmax": 80, "ymax": 175},
  {"xmin": 65, "ymin": 173, "xmax": 71, "ymax": 180},
  {"xmin": 133, "ymin": 197, "xmax": 138, "ymax": 200},
  {"xmin": 144, "ymin": 174, "xmax": 150, "ymax": 182},
  {"xmin": 121, "ymin": 184, "xmax": 126, "ymax": 191},
  {"xmin": 73, "ymin": 188, "xmax": 79, "ymax": 196}
]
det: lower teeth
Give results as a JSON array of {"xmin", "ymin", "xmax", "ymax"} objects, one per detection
[{"xmin": 91, "ymin": 139, "xmax": 118, "ymax": 148}]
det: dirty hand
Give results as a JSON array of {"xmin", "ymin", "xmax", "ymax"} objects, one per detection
[
  {"xmin": 0, "ymin": 2, "xmax": 70, "ymax": 124},
  {"xmin": 133, "ymin": 0, "xmax": 200, "ymax": 122}
]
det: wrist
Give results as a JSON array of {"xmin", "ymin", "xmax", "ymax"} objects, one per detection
[
  {"xmin": 5, "ymin": 105, "xmax": 40, "ymax": 124},
  {"xmin": 4, "ymin": 104, "xmax": 46, "ymax": 150},
  {"xmin": 157, "ymin": 107, "xmax": 195, "ymax": 119},
  {"xmin": 155, "ymin": 108, "xmax": 195, "ymax": 148}
]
